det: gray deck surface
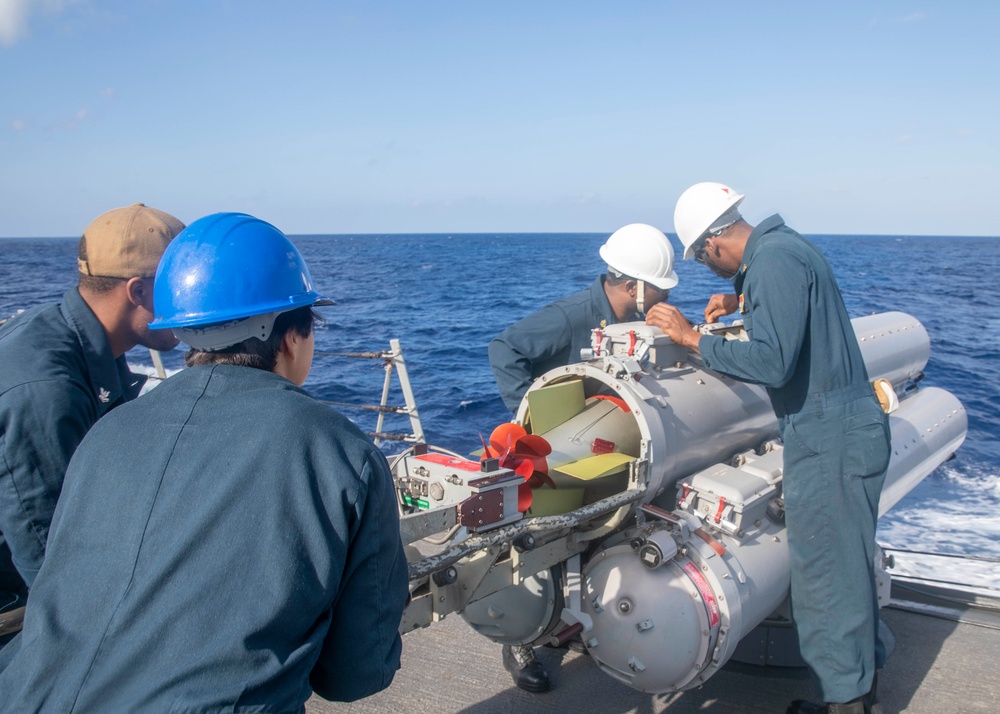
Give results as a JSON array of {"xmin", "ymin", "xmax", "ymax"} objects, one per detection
[{"xmin": 308, "ymin": 602, "xmax": 999, "ymax": 714}]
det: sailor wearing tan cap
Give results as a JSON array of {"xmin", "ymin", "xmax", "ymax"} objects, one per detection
[
  {"xmin": 0, "ymin": 213, "xmax": 407, "ymax": 711},
  {"xmin": 0, "ymin": 203, "xmax": 184, "ymax": 640}
]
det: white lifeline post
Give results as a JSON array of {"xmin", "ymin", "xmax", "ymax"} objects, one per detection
[{"xmin": 374, "ymin": 339, "xmax": 425, "ymax": 446}]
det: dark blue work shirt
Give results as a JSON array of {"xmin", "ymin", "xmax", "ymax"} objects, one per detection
[
  {"xmin": 0, "ymin": 289, "xmax": 144, "ymax": 591},
  {"xmin": 489, "ymin": 276, "xmax": 617, "ymax": 412},
  {"xmin": 699, "ymin": 215, "xmax": 871, "ymax": 416},
  {"xmin": 0, "ymin": 364, "xmax": 408, "ymax": 710}
]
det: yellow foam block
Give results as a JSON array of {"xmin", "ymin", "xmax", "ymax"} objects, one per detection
[
  {"xmin": 526, "ymin": 487, "xmax": 585, "ymax": 516},
  {"xmin": 526, "ymin": 379, "xmax": 586, "ymax": 436},
  {"xmin": 552, "ymin": 452, "xmax": 635, "ymax": 483}
]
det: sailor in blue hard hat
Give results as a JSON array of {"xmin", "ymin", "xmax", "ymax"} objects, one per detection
[
  {"xmin": 150, "ymin": 211, "xmax": 335, "ymax": 372},
  {"xmin": 0, "ymin": 213, "xmax": 409, "ymax": 711}
]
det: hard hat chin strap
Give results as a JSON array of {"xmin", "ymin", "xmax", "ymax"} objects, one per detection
[{"xmin": 635, "ymin": 279, "xmax": 645, "ymax": 317}]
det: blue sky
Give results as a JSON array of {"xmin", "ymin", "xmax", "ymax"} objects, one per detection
[{"xmin": 1, "ymin": 1, "xmax": 997, "ymax": 237}]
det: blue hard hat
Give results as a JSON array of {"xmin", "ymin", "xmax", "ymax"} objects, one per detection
[{"xmin": 149, "ymin": 212, "xmax": 333, "ymax": 331}]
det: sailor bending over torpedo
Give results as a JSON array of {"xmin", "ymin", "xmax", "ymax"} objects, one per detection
[{"xmin": 488, "ymin": 222, "xmax": 678, "ymax": 692}]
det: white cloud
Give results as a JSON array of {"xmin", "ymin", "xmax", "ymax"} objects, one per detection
[
  {"xmin": 9, "ymin": 89, "xmax": 109, "ymax": 133},
  {"xmin": 0, "ymin": 0, "xmax": 30, "ymax": 45},
  {"xmin": 894, "ymin": 134, "xmax": 915, "ymax": 144},
  {"xmin": 0, "ymin": 0, "xmax": 79, "ymax": 47},
  {"xmin": 867, "ymin": 10, "xmax": 926, "ymax": 30},
  {"xmin": 50, "ymin": 105, "xmax": 89, "ymax": 131}
]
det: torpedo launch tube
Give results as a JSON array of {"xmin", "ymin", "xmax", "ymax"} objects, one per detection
[{"xmin": 500, "ymin": 312, "xmax": 966, "ymax": 693}]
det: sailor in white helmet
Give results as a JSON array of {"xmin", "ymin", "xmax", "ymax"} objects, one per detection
[
  {"xmin": 488, "ymin": 222, "xmax": 678, "ymax": 692},
  {"xmin": 490, "ymin": 223, "xmax": 678, "ymax": 413},
  {"xmin": 646, "ymin": 183, "xmax": 889, "ymax": 714}
]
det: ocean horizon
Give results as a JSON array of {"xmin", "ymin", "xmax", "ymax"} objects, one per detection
[{"xmin": 2, "ymin": 231, "xmax": 997, "ymax": 588}]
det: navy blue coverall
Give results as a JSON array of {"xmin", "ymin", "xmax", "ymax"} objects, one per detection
[
  {"xmin": 489, "ymin": 276, "xmax": 617, "ymax": 412},
  {"xmin": 0, "ymin": 289, "xmax": 145, "ymax": 595},
  {"xmin": 698, "ymin": 215, "xmax": 890, "ymax": 703},
  {"xmin": 0, "ymin": 364, "xmax": 409, "ymax": 710}
]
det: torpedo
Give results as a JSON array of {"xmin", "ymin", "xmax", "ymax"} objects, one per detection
[{"xmin": 394, "ymin": 312, "xmax": 967, "ymax": 694}]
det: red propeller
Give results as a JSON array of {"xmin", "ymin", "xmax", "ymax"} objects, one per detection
[{"xmin": 480, "ymin": 423, "xmax": 554, "ymax": 512}]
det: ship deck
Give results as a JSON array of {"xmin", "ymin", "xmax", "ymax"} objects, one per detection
[{"xmin": 309, "ymin": 580, "xmax": 1000, "ymax": 714}]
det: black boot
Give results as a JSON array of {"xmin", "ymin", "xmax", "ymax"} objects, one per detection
[
  {"xmin": 787, "ymin": 688, "xmax": 880, "ymax": 713},
  {"xmin": 786, "ymin": 702, "xmax": 825, "ymax": 714},
  {"xmin": 786, "ymin": 698, "xmax": 865, "ymax": 714},
  {"xmin": 788, "ymin": 671, "xmax": 882, "ymax": 714},
  {"xmin": 502, "ymin": 644, "xmax": 551, "ymax": 693}
]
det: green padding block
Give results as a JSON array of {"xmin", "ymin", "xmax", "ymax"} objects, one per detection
[
  {"xmin": 527, "ymin": 379, "xmax": 586, "ymax": 435},
  {"xmin": 553, "ymin": 452, "xmax": 635, "ymax": 482}
]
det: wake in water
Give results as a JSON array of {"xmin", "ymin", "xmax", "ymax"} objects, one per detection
[{"xmin": 879, "ymin": 462, "xmax": 1000, "ymax": 559}]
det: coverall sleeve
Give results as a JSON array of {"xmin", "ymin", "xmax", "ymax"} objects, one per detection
[
  {"xmin": 310, "ymin": 450, "xmax": 409, "ymax": 702},
  {"xmin": 488, "ymin": 305, "xmax": 572, "ymax": 412},
  {"xmin": 0, "ymin": 379, "xmax": 94, "ymax": 586},
  {"xmin": 700, "ymin": 249, "xmax": 812, "ymax": 389}
]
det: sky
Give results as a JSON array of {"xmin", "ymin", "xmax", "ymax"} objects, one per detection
[{"xmin": 1, "ymin": 1, "xmax": 998, "ymax": 237}]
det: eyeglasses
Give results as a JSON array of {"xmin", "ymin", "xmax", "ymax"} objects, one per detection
[
  {"xmin": 692, "ymin": 237, "xmax": 709, "ymax": 264},
  {"xmin": 692, "ymin": 220, "xmax": 736, "ymax": 264}
]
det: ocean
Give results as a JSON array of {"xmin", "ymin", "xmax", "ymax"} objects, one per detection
[{"xmin": 2, "ymin": 231, "xmax": 998, "ymax": 585}]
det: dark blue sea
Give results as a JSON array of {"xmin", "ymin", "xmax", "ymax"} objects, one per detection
[{"xmin": 2, "ymin": 232, "xmax": 998, "ymax": 577}]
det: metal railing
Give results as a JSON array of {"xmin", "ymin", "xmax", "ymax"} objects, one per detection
[{"xmin": 316, "ymin": 339, "xmax": 424, "ymax": 447}]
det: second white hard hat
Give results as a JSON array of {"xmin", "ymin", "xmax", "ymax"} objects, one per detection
[
  {"xmin": 598, "ymin": 223, "xmax": 679, "ymax": 290},
  {"xmin": 673, "ymin": 182, "xmax": 745, "ymax": 260}
]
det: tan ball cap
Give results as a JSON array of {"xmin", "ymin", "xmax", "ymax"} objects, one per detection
[{"xmin": 78, "ymin": 202, "xmax": 185, "ymax": 278}]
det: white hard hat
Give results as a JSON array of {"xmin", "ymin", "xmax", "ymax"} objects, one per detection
[
  {"xmin": 673, "ymin": 182, "xmax": 745, "ymax": 260},
  {"xmin": 598, "ymin": 223, "xmax": 678, "ymax": 290}
]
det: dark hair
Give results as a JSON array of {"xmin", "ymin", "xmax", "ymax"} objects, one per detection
[
  {"xmin": 77, "ymin": 236, "xmax": 126, "ymax": 293},
  {"xmin": 183, "ymin": 306, "xmax": 319, "ymax": 371}
]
